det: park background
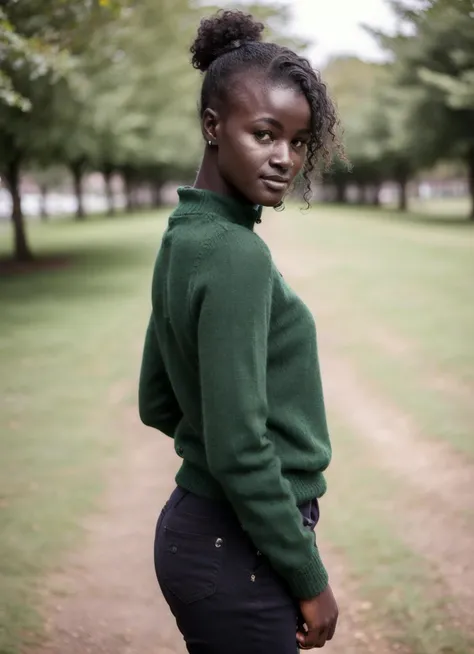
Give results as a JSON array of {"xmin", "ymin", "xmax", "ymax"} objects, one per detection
[{"xmin": 1, "ymin": 1, "xmax": 473, "ymax": 653}]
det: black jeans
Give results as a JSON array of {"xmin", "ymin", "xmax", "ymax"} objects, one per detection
[{"xmin": 154, "ymin": 487, "xmax": 319, "ymax": 653}]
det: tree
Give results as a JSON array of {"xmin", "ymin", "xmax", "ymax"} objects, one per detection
[
  {"xmin": 322, "ymin": 57, "xmax": 388, "ymax": 204},
  {"xmin": 0, "ymin": 0, "xmax": 125, "ymax": 259},
  {"xmin": 1, "ymin": 0, "xmax": 315, "ymax": 261},
  {"xmin": 369, "ymin": 0, "xmax": 474, "ymax": 218},
  {"xmin": 27, "ymin": 165, "xmax": 68, "ymax": 220}
]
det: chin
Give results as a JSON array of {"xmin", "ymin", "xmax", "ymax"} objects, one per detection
[
  {"xmin": 260, "ymin": 198, "xmax": 283, "ymax": 208},
  {"xmin": 245, "ymin": 186, "xmax": 284, "ymax": 208},
  {"xmin": 257, "ymin": 191, "xmax": 285, "ymax": 208},
  {"xmin": 233, "ymin": 180, "xmax": 284, "ymax": 208}
]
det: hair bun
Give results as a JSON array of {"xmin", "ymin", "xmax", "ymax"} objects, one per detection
[{"xmin": 190, "ymin": 10, "xmax": 264, "ymax": 72}]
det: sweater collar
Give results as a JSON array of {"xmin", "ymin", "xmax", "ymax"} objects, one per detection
[{"xmin": 174, "ymin": 186, "xmax": 263, "ymax": 230}]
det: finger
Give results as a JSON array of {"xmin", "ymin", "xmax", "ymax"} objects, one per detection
[
  {"xmin": 296, "ymin": 627, "xmax": 307, "ymax": 647},
  {"xmin": 299, "ymin": 625, "xmax": 329, "ymax": 649},
  {"xmin": 296, "ymin": 630, "xmax": 313, "ymax": 649},
  {"xmin": 314, "ymin": 624, "xmax": 330, "ymax": 648}
]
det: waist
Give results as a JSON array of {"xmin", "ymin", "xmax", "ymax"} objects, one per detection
[
  {"xmin": 167, "ymin": 485, "xmax": 320, "ymax": 533},
  {"xmin": 175, "ymin": 458, "xmax": 327, "ymax": 506}
]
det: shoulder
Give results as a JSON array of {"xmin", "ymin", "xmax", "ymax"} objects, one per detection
[
  {"xmin": 205, "ymin": 224, "xmax": 272, "ymax": 268},
  {"xmin": 190, "ymin": 225, "xmax": 273, "ymax": 297}
]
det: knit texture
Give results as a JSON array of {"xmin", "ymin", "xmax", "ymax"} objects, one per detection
[{"xmin": 139, "ymin": 186, "xmax": 332, "ymax": 598}]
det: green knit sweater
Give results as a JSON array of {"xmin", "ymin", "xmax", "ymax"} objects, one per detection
[{"xmin": 139, "ymin": 186, "xmax": 332, "ymax": 599}]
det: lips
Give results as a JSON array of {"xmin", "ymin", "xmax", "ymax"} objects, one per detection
[{"xmin": 261, "ymin": 176, "xmax": 290, "ymax": 192}]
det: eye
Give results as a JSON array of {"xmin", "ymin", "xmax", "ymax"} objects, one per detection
[
  {"xmin": 254, "ymin": 130, "xmax": 273, "ymax": 143},
  {"xmin": 292, "ymin": 139, "xmax": 308, "ymax": 150}
]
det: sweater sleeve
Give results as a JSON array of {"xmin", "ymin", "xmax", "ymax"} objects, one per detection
[
  {"xmin": 138, "ymin": 314, "xmax": 183, "ymax": 438},
  {"xmin": 192, "ymin": 229, "xmax": 328, "ymax": 599}
]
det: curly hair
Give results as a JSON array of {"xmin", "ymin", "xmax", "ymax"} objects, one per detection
[{"xmin": 190, "ymin": 10, "xmax": 344, "ymax": 207}]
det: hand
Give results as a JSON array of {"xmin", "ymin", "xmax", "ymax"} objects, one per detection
[{"xmin": 296, "ymin": 584, "xmax": 338, "ymax": 649}]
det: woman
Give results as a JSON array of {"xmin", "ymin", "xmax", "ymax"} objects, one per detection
[{"xmin": 139, "ymin": 9, "xmax": 341, "ymax": 653}]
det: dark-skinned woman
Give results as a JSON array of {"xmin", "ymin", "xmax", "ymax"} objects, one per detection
[{"xmin": 139, "ymin": 9, "xmax": 342, "ymax": 653}]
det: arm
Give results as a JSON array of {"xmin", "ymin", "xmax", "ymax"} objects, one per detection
[
  {"xmin": 138, "ymin": 314, "xmax": 183, "ymax": 437},
  {"xmin": 194, "ymin": 230, "xmax": 328, "ymax": 599}
]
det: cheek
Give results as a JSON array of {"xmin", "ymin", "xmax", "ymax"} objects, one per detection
[{"xmin": 220, "ymin": 133, "xmax": 268, "ymax": 174}]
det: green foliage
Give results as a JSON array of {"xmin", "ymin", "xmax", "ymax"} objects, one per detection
[
  {"xmin": 0, "ymin": 1, "xmax": 123, "ymax": 112},
  {"xmin": 370, "ymin": 0, "xmax": 474, "ymax": 166},
  {"xmin": 0, "ymin": 1, "xmax": 126, "ymax": 169},
  {"xmin": 322, "ymin": 0, "xmax": 474, "ymax": 214},
  {"xmin": 324, "ymin": 57, "xmax": 388, "ymax": 177},
  {"xmin": 1, "ymin": 0, "xmax": 301, "ymax": 259}
]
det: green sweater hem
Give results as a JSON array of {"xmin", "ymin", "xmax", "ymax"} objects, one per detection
[{"xmin": 175, "ymin": 459, "xmax": 327, "ymax": 505}]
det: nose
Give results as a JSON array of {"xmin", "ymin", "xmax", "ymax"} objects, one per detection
[{"xmin": 269, "ymin": 141, "xmax": 293, "ymax": 171}]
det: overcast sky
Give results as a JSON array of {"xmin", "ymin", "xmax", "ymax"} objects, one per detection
[{"xmin": 276, "ymin": 0, "xmax": 397, "ymax": 65}]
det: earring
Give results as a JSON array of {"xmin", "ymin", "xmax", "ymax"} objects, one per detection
[{"xmin": 208, "ymin": 140, "xmax": 213, "ymax": 146}]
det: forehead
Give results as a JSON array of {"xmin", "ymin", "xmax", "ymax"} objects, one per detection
[{"xmin": 224, "ymin": 74, "xmax": 311, "ymax": 129}]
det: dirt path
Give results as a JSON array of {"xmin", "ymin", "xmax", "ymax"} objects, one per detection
[
  {"xmin": 31, "ymin": 405, "xmax": 398, "ymax": 654},
  {"xmin": 321, "ymin": 352, "xmax": 474, "ymax": 633},
  {"xmin": 32, "ymin": 409, "xmax": 185, "ymax": 654}
]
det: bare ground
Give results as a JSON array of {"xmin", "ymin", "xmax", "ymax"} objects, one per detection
[{"xmin": 29, "ymin": 405, "xmax": 398, "ymax": 654}]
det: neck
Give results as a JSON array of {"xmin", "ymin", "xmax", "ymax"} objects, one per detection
[{"xmin": 194, "ymin": 148, "xmax": 250, "ymax": 205}]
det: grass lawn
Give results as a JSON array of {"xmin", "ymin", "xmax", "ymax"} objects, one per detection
[
  {"xmin": 0, "ymin": 202, "xmax": 473, "ymax": 653},
  {"xmin": 0, "ymin": 212, "xmax": 167, "ymax": 653},
  {"xmin": 276, "ymin": 202, "xmax": 474, "ymax": 458}
]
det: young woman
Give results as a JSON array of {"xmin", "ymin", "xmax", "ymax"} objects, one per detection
[{"xmin": 139, "ymin": 9, "xmax": 342, "ymax": 653}]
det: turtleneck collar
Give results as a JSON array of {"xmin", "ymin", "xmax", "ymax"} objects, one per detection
[{"xmin": 173, "ymin": 186, "xmax": 263, "ymax": 230}]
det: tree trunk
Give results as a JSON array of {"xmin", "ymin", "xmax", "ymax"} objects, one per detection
[
  {"xmin": 70, "ymin": 160, "xmax": 85, "ymax": 220},
  {"xmin": 467, "ymin": 146, "xmax": 474, "ymax": 220},
  {"xmin": 5, "ymin": 158, "xmax": 33, "ymax": 261},
  {"xmin": 397, "ymin": 177, "xmax": 408, "ymax": 212},
  {"xmin": 335, "ymin": 182, "xmax": 347, "ymax": 203},
  {"xmin": 103, "ymin": 166, "xmax": 115, "ymax": 216},
  {"xmin": 372, "ymin": 184, "xmax": 381, "ymax": 206},
  {"xmin": 356, "ymin": 184, "xmax": 367, "ymax": 204},
  {"xmin": 123, "ymin": 170, "xmax": 135, "ymax": 212},
  {"xmin": 152, "ymin": 181, "xmax": 164, "ymax": 208},
  {"xmin": 5, "ymin": 158, "xmax": 33, "ymax": 262},
  {"xmin": 40, "ymin": 184, "xmax": 49, "ymax": 221},
  {"xmin": 133, "ymin": 184, "xmax": 141, "ymax": 209}
]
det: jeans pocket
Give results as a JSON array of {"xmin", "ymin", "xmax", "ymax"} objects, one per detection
[{"xmin": 156, "ymin": 526, "xmax": 225, "ymax": 605}]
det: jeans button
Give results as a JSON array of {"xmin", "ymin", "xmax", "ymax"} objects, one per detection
[{"xmin": 215, "ymin": 538, "xmax": 223, "ymax": 548}]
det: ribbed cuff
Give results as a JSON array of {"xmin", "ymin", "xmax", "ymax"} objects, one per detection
[{"xmin": 288, "ymin": 547, "xmax": 329, "ymax": 599}]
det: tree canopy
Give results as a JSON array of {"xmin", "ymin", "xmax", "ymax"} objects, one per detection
[
  {"xmin": 368, "ymin": 0, "xmax": 474, "ymax": 215},
  {"xmin": 1, "ymin": 0, "xmax": 473, "ymax": 262}
]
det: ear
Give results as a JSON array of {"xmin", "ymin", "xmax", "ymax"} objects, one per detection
[{"xmin": 201, "ymin": 108, "xmax": 219, "ymax": 145}]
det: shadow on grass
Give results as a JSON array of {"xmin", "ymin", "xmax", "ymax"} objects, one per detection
[
  {"xmin": 0, "ymin": 255, "xmax": 72, "ymax": 276},
  {"xmin": 0, "ymin": 242, "xmax": 154, "ymax": 304}
]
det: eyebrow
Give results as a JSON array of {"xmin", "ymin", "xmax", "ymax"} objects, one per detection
[{"xmin": 253, "ymin": 117, "xmax": 310, "ymax": 134}]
